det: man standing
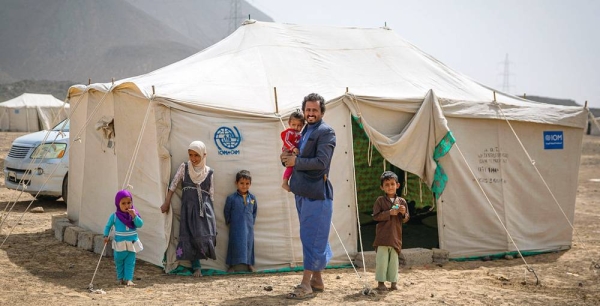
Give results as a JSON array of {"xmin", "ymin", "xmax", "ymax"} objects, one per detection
[{"xmin": 283, "ymin": 93, "xmax": 336, "ymax": 299}]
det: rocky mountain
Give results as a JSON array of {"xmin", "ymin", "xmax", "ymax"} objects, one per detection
[{"xmin": 0, "ymin": 0, "xmax": 272, "ymax": 87}]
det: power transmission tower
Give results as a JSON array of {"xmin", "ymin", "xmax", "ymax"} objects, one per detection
[
  {"xmin": 228, "ymin": 0, "xmax": 243, "ymax": 34},
  {"xmin": 500, "ymin": 53, "xmax": 515, "ymax": 93}
]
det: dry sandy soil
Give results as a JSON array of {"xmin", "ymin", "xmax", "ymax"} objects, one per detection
[{"xmin": 1, "ymin": 131, "xmax": 599, "ymax": 305}]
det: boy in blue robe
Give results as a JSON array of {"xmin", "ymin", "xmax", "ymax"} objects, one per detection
[{"xmin": 224, "ymin": 170, "xmax": 258, "ymax": 272}]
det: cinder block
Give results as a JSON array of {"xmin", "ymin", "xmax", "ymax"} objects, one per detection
[
  {"xmin": 63, "ymin": 226, "xmax": 86, "ymax": 246},
  {"xmin": 77, "ymin": 230, "xmax": 95, "ymax": 251},
  {"xmin": 51, "ymin": 214, "xmax": 69, "ymax": 227},
  {"xmin": 93, "ymin": 235, "xmax": 113, "ymax": 257},
  {"xmin": 54, "ymin": 221, "xmax": 72, "ymax": 241},
  {"xmin": 354, "ymin": 251, "xmax": 377, "ymax": 269},
  {"xmin": 432, "ymin": 248, "xmax": 449, "ymax": 264},
  {"xmin": 399, "ymin": 248, "xmax": 433, "ymax": 267}
]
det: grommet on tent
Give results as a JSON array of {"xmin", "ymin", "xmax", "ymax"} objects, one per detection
[{"xmin": 242, "ymin": 17, "xmax": 256, "ymax": 25}]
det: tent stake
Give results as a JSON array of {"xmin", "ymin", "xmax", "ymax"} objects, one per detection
[
  {"xmin": 274, "ymin": 87, "xmax": 279, "ymax": 114},
  {"xmin": 584, "ymin": 100, "xmax": 588, "ymax": 108}
]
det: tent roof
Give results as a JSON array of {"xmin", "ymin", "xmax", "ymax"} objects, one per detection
[
  {"xmin": 0, "ymin": 93, "xmax": 67, "ymax": 108},
  {"xmin": 69, "ymin": 21, "xmax": 586, "ymax": 127}
]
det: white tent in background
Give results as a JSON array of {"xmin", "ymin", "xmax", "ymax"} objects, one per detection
[
  {"xmin": 0, "ymin": 93, "xmax": 70, "ymax": 132},
  {"xmin": 590, "ymin": 116, "xmax": 600, "ymax": 136},
  {"xmin": 66, "ymin": 21, "xmax": 588, "ymax": 271}
]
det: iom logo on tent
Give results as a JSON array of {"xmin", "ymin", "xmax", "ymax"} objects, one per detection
[
  {"xmin": 214, "ymin": 126, "xmax": 241, "ymax": 155},
  {"xmin": 543, "ymin": 131, "xmax": 563, "ymax": 150}
]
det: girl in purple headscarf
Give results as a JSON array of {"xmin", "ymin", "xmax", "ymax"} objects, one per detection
[{"xmin": 103, "ymin": 189, "xmax": 144, "ymax": 286}]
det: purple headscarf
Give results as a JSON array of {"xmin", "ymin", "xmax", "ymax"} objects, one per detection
[{"xmin": 115, "ymin": 189, "xmax": 139, "ymax": 229}]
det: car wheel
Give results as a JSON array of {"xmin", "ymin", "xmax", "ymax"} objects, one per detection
[
  {"xmin": 62, "ymin": 173, "xmax": 68, "ymax": 205},
  {"xmin": 37, "ymin": 195, "xmax": 60, "ymax": 201}
]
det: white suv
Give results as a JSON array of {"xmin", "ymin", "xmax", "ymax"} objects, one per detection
[{"xmin": 3, "ymin": 119, "xmax": 69, "ymax": 203}]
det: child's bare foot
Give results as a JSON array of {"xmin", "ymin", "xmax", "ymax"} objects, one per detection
[
  {"xmin": 390, "ymin": 283, "xmax": 398, "ymax": 290},
  {"xmin": 193, "ymin": 269, "xmax": 203, "ymax": 277},
  {"xmin": 125, "ymin": 280, "xmax": 136, "ymax": 286},
  {"xmin": 282, "ymin": 181, "xmax": 291, "ymax": 192},
  {"xmin": 376, "ymin": 282, "xmax": 388, "ymax": 291},
  {"xmin": 248, "ymin": 265, "xmax": 256, "ymax": 272},
  {"xmin": 117, "ymin": 279, "xmax": 124, "ymax": 285}
]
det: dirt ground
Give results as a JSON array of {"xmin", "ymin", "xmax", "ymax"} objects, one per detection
[{"xmin": 1, "ymin": 132, "xmax": 599, "ymax": 305}]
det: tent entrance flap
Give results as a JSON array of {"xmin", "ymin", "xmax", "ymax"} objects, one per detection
[{"xmin": 351, "ymin": 115, "xmax": 439, "ymax": 251}]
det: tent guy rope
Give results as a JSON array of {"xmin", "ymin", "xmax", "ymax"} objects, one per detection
[
  {"xmin": 494, "ymin": 100, "xmax": 600, "ymax": 273},
  {"xmin": 452, "ymin": 142, "xmax": 540, "ymax": 285}
]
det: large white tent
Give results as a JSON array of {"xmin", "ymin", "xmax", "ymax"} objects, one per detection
[
  {"xmin": 66, "ymin": 21, "xmax": 588, "ymax": 271},
  {"xmin": 0, "ymin": 93, "xmax": 70, "ymax": 132}
]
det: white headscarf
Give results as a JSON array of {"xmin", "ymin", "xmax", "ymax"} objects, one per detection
[{"xmin": 187, "ymin": 141, "xmax": 209, "ymax": 184}]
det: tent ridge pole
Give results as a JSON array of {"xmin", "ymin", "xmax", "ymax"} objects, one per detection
[{"xmin": 274, "ymin": 87, "xmax": 279, "ymax": 114}]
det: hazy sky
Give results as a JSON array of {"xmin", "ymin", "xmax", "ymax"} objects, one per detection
[{"xmin": 249, "ymin": 0, "xmax": 600, "ymax": 108}]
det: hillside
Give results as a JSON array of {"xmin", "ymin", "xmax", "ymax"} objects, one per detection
[
  {"xmin": 0, "ymin": 0, "xmax": 272, "ymax": 86},
  {"xmin": 125, "ymin": 0, "xmax": 273, "ymax": 47},
  {"xmin": 521, "ymin": 95, "xmax": 580, "ymax": 107},
  {"xmin": 0, "ymin": 80, "xmax": 74, "ymax": 102}
]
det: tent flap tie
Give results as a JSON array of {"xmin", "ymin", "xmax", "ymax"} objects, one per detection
[{"xmin": 431, "ymin": 130, "xmax": 455, "ymax": 199}]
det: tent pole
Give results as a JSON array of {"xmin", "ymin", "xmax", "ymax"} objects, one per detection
[
  {"xmin": 274, "ymin": 87, "xmax": 279, "ymax": 114},
  {"xmin": 493, "ymin": 91, "xmax": 497, "ymax": 102}
]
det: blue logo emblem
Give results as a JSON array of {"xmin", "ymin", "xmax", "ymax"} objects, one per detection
[
  {"xmin": 214, "ymin": 126, "xmax": 241, "ymax": 155},
  {"xmin": 543, "ymin": 131, "xmax": 563, "ymax": 150}
]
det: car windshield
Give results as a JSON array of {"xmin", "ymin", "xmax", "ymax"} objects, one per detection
[{"xmin": 51, "ymin": 119, "xmax": 70, "ymax": 132}]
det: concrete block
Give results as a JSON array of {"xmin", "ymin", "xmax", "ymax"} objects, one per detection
[
  {"xmin": 93, "ymin": 235, "xmax": 113, "ymax": 257},
  {"xmin": 399, "ymin": 248, "xmax": 433, "ymax": 267},
  {"xmin": 51, "ymin": 214, "xmax": 69, "ymax": 226},
  {"xmin": 354, "ymin": 251, "xmax": 377, "ymax": 269},
  {"xmin": 432, "ymin": 248, "xmax": 449, "ymax": 264},
  {"xmin": 77, "ymin": 230, "xmax": 95, "ymax": 251},
  {"xmin": 54, "ymin": 221, "xmax": 72, "ymax": 241},
  {"xmin": 63, "ymin": 226, "xmax": 86, "ymax": 246}
]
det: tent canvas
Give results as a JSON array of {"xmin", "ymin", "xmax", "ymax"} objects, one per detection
[
  {"xmin": 66, "ymin": 21, "xmax": 588, "ymax": 271},
  {"xmin": 0, "ymin": 93, "xmax": 70, "ymax": 132}
]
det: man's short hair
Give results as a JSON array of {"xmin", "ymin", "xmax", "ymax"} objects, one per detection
[
  {"xmin": 380, "ymin": 171, "xmax": 399, "ymax": 186},
  {"xmin": 302, "ymin": 93, "xmax": 326, "ymax": 114}
]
